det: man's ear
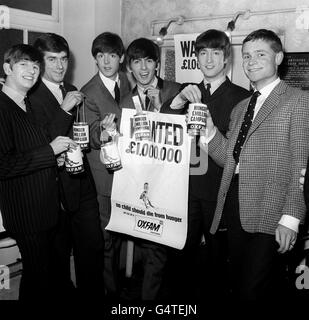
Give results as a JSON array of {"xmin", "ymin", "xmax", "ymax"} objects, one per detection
[
  {"xmin": 275, "ymin": 51, "xmax": 284, "ymax": 66},
  {"xmin": 120, "ymin": 54, "xmax": 125, "ymax": 64},
  {"xmin": 155, "ymin": 61, "xmax": 160, "ymax": 76},
  {"xmin": 3, "ymin": 63, "xmax": 12, "ymax": 76}
]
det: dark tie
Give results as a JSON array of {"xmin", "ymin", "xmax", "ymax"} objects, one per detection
[
  {"xmin": 233, "ymin": 91, "xmax": 261, "ymax": 164},
  {"xmin": 24, "ymin": 96, "xmax": 32, "ymax": 113},
  {"xmin": 59, "ymin": 84, "xmax": 67, "ymax": 100},
  {"xmin": 114, "ymin": 82, "xmax": 120, "ymax": 104},
  {"xmin": 145, "ymin": 93, "xmax": 151, "ymax": 111},
  {"xmin": 204, "ymin": 83, "xmax": 211, "ymax": 100}
]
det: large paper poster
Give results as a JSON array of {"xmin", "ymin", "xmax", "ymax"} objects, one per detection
[
  {"xmin": 107, "ymin": 109, "xmax": 191, "ymax": 249},
  {"xmin": 174, "ymin": 33, "xmax": 203, "ymax": 84}
]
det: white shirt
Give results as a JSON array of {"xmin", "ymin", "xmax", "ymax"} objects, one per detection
[
  {"xmin": 252, "ymin": 77, "xmax": 281, "ymax": 120},
  {"xmin": 203, "ymin": 75, "xmax": 226, "ymax": 95},
  {"xmin": 2, "ymin": 84, "xmax": 27, "ymax": 111},
  {"xmin": 42, "ymin": 77, "xmax": 65, "ymax": 105},
  {"xmin": 99, "ymin": 71, "xmax": 120, "ymax": 99},
  {"xmin": 234, "ymin": 77, "xmax": 281, "ymax": 173}
]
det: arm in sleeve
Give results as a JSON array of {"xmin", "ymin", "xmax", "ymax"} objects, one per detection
[
  {"xmin": 282, "ymin": 92, "xmax": 309, "ymax": 222},
  {"xmin": 0, "ymin": 112, "xmax": 56, "ymax": 179},
  {"xmin": 205, "ymin": 105, "xmax": 241, "ymax": 167}
]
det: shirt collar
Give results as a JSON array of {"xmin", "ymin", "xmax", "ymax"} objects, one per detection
[
  {"xmin": 203, "ymin": 75, "xmax": 226, "ymax": 94},
  {"xmin": 42, "ymin": 77, "xmax": 63, "ymax": 91},
  {"xmin": 136, "ymin": 77, "xmax": 158, "ymax": 95},
  {"xmin": 2, "ymin": 84, "xmax": 25, "ymax": 108},
  {"xmin": 99, "ymin": 71, "xmax": 119, "ymax": 93},
  {"xmin": 254, "ymin": 77, "xmax": 281, "ymax": 98}
]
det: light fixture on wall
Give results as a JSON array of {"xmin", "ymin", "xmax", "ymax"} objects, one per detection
[
  {"xmin": 156, "ymin": 15, "xmax": 185, "ymax": 45},
  {"xmin": 226, "ymin": 10, "xmax": 251, "ymax": 34}
]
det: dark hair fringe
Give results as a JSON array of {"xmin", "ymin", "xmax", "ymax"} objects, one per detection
[
  {"xmin": 195, "ymin": 29, "xmax": 231, "ymax": 58},
  {"xmin": 126, "ymin": 38, "xmax": 160, "ymax": 64},
  {"xmin": 33, "ymin": 33, "xmax": 70, "ymax": 57},
  {"xmin": 4, "ymin": 44, "xmax": 43, "ymax": 68},
  {"xmin": 243, "ymin": 29, "xmax": 283, "ymax": 53},
  {"xmin": 91, "ymin": 32, "xmax": 125, "ymax": 58}
]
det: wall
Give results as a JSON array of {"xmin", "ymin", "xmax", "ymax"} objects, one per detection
[
  {"xmin": 62, "ymin": 0, "xmax": 121, "ymax": 88},
  {"xmin": 121, "ymin": 0, "xmax": 309, "ymax": 52}
]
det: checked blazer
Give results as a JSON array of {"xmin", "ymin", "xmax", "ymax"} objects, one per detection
[{"xmin": 208, "ymin": 81, "xmax": 309, "ymax": 235}]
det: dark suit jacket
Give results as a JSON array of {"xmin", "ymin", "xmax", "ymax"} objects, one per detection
[
  {"xmin": 81, "ymin": 71, "xmax": 131, "ymax": 197},
  {"xmin": 160, "ymin": 78, "xmax": 250, "ymax": 201},
  {"xmin": 29, "ymin": 80, "xmax": 98, "ymax": 212},
  {"xmin": 190, "ymin": 78, "xmax": 250, "ymax": 201},
  {"xmin": 121, "ymin": 77, "xmax": 181, "ymax": 112},
  {"xmin": 0, "ymin": 91, "xmax": 59, "ymax": 234}
]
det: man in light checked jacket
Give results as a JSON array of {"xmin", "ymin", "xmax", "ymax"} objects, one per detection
[{"xmin": 199, "ymin": 29, "xmax": 309, "ymax": 300}]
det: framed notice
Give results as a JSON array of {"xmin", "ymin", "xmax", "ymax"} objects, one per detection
[
  {"xmin": 279, "ymin": 52, "xmax": 309, "ymax": 91},
  {"xmin": 0, "ymin": 0, "xmax": 52, "ymax": 15}
]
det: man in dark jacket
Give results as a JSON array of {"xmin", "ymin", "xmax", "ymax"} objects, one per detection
[
  {"xmin": 29, "ymin": 33, "xmax": 104, "ymax": 300},
  {"xmin": 166, "ymin": 29, "xmax": 250, "ymax": 299},
  {"xmin": 0, "ymin": 44, "xmax": 74, "ymax": 300}
]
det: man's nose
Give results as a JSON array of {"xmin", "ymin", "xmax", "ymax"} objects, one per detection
[
  {"xmin": 28, "ymin": 65, "xmax": 36, "ymax": 74},
  {"xmin": 206, "ymin": 52, "xmax": 213, "ymax": 63},
  {"xmin": 248, "ymin": 56, "xmax": 258, "ymax": 65},
  {"xmin": 104, "ymin": 55, "xmax": 110, "ymax": 64},
  {"xmin": 56, "ymin": 59, "xmax": 64, "ymax": 69},
  {"xmin": 141, "ymin": 59, "xmax": 147, "ymax": 69}
]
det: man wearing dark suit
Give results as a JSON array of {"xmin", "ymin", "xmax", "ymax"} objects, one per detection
[
  {"xmin": 167, "ymin": 29, "xmax": 250, "ymax": 299},
  {"xmin": 0, "ymin": 44, "xmax": 74, "ymax": 300},
  {"xmin": 202, "ymin": 29, "xmax": 309, "ymax": 300},
  {"xmin": 119, "ymin": 38, "xmax": 181, "ymax": 300},
  {"xmin": 28, "ymin": 33, "xmax": 104, "ymax": 299},
  {"xmin": 81, "ymin": 32, "xmax": 131, "ymax": 297}
]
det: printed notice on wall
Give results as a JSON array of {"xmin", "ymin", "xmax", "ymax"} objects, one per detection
[
  {"xmin": 107, "ymin": 109, "xmax": 191, "ymax": 249},
  {"xmin": 279, "ymin": 52, "xmax": 309, "ymax": 90},
  {"xmin": 174, "ymin": 33, "xmax": 203, "ymax": 84}
]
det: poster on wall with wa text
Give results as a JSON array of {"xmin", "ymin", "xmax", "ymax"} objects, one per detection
[
  {"xmin": 174, "ymin": 33, "xmax": 203, "ymax": 84},
  {"xmin": 107, "ymin": 109, "xmax": 191, "ymax": 250}
]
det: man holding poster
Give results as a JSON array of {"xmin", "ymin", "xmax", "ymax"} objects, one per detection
[
  {"xmin": 168, "ymin": 29, "xmax": 250, "ymax": 298},
  {"xmin": 108, "ymin": 38, "xmax": 183, "ymax": 300}
]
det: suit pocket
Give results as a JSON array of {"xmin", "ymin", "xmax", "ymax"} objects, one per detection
[{"xmin": 262, "ymin": 182, "xmax": 288, "ymax": 215}]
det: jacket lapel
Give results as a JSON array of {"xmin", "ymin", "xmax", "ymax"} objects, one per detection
[
  {"xmin": 94, "ymin": 73, "xmax": 119, "ymax": 110},
  {"xmin": 36, "ymin": 81, "xmax": 62, "ymax": 116},
  {"xmin": 119, "ymin": 72, "xmax": 129, "ymax": 101},
  {"xmin": 247, "ymin": 81, "xmax": 287, "ymax": 138}
]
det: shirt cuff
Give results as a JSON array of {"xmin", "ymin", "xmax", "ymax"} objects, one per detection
[
  {"xmin": 199, "ymin": 127, "xmax": 217, "ymax": 147},
  {"xmin": 278, "ymin": 215, "xmax": 300, "ymax": 233},
  {"xmin": 170, "ymin": 94, "xmax": 187, "ymax": 110}
]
